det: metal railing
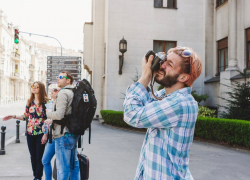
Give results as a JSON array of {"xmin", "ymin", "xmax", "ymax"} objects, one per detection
[
  {"xmin": 0, "ymin": 70, "xmax": 3, "ymax": 76},
  {"xmin": 29, "ymin": 64, "xmax": 35, "ymax": 70},
  {"xmin": 29, "ymin": 78, "xmax": 34, "ymax": 83},
  {"xmin": 11, "ymin": 52, "xmax": 20, "ymax": 59}
]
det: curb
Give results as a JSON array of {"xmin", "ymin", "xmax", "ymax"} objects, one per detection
[
  {"xmin": 98, "ymin": 119, "xmax": 250, "ymax": 153},
  {"xmin": 5, "ymin": 133, "xmax": 25, "ymax": 146},
  {"xmin": 193, "ymin": 138, "xmax": 250, "ymax": 154},
  {"xmin": 98, "ymin": 119, "xmax": 146, "ymax": 134}
]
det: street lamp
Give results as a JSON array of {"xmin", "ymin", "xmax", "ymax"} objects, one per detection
[{"xmin": 119, "ymin": 37, "xmax": 127, "ymax": 74}]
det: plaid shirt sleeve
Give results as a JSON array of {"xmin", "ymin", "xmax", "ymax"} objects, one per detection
[{"xmin": 123, "ymin": 82, "xmax": 181, "ymax": 128}]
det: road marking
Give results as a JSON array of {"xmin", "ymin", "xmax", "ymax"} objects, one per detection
[{"xmin": 5, "ymin": 133, "xmax": 25, "ymax": 146}]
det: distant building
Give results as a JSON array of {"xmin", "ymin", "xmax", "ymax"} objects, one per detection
[{"xmin": 0, "ymin": 9, "xmax": 83, "ymax": 104}]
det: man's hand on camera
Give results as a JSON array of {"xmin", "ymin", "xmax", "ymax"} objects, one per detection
[{"xmin": 138, "ymin": 55, "xmax": 154, "ymax": 89}]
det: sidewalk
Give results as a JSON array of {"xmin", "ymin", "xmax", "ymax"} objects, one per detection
[
  {"xmin": 1, "ymin": 121, "xmax": 250, "ymax": 180},
  {"xmin": 0, "ymin": 100, "xmax": 26, "ymax": 108},
  {"xmin": 0, "ymin": 134, "xmax": 34, "ymax": 180}
]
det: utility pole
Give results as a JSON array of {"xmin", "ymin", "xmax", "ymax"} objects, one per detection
[
  {"xmin": 19, "ymin": 31, "xmax": 62, "ymax": 56},
  {"xmin": 18, "ymin": 31, "xmax": 63, "ymax": 93}
]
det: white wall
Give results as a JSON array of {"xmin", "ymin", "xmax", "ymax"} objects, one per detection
[
  {"xmin": 83, "ymin": 23, "xmax": 93, "ymax": 73},
  {"xmin": 105, "ymin": 0, "xmax": 204, "ymax": 111},
  {"xmin": 216, "ymin": 2, "xmax": 229, "ymax": 41},
  {"xmin": 91, "ymin": 0, "xmax": 105, "ymax": 114}
]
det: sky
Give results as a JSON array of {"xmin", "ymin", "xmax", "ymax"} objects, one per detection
[{"xmin": 1, "ymin": 0, "xmax": 92, "ymax": 51}]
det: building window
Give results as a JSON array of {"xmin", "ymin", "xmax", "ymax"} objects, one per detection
[
  {"xmin": 246, "ymin": 28, "xmax": 250, "ymax": 69},
  {"xmin": 153, "ymin": 40, "xmax": 176, "ymax": 53},
  {"xmin": 216, "ymin": 0, "xmax": 228, "ymax": 7},
  {"xmin": 154, "ymin": 0, "xmax": 177, "ymax": 8},
  {"xmin": 217, "ymin": 37, "xmax": 228, "ymax": 73}
]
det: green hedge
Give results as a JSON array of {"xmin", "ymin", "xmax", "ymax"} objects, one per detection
[
  {"xmin": 101, "ymin": 110, "xmax": 250, "ymax": 148},
  {"xmin": 195, "ymin": 117, "xmax": 250, "ymax": 148},
  {"xmin": 100, "ymin": 110, "xmax": 130, "ymax": 128}
]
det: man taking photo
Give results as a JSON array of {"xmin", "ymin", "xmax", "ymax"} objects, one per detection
[
  {"xmin": 123, "ymin": 46, "xmax": 202, "ymax": 180},
  {"xmin": 46, "ymin": 71, "xmax": 80, "ymax": 180}
]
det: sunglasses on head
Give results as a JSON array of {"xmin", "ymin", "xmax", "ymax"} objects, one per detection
[
  {"xmin": 177, "ymin": 47, "xmax": 193, "ymax": 74},
  {"xmin": 57, "ymin": 76, "xmax": 69, "ymax": 80},
  {"xmin": 31, "ymin": 85, "xmax": 39, "ymax": 89}
]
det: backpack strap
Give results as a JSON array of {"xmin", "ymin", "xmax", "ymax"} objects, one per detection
[
  {"xmin": 52, "ymin": 118, "xmax": 67, "ymax": 134},
  {"xmin": 78, "ymin": 135, "xmax": 82, "ymax": 148},
  {"xmin": 48, "ymin": 125, "xmax": 52, "ymax": 144},
  {"xmin": 89, "ymin": 124, "xmax": 91, "ymax": 144}
]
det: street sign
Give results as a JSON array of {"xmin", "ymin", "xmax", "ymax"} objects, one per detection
[
  {"xmin": 47, "ymin": 65, "xmax": 81, "ymax": 69},
  {"xmin": 47, "ymin": 56, "xmax": 82, "ymax": 83},
  {"xmin": 47, "ymin": 69, "xmax": 81, "ymax": 73}
]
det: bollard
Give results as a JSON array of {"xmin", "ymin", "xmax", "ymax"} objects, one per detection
[
  {"xmin": 16, "ymin": 120, "xmax": 20, "ymax": 143},
  {"xmin": 0, "ymin": 126, "xmax": 6, "ymax": 155},
  {"xmin": 93, "ymin": 115, "xmax": 99, "ymax": 120}
]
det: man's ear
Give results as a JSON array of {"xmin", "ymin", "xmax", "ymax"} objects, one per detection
[
  {"xmin": 66, "ymin": 79, "xmax": 71, "ymax": 85},
  {"xmin": 178, "ymin": 73, "xmax": 190, "ymax": 83}
]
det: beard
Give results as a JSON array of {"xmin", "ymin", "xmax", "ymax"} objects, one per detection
[{"xmin": 154, "ymin": 70, "xmax": 179, "ymax": 88}]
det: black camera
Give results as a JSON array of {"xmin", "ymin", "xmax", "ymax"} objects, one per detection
[{"xmin": 145, "ymin": 50, "xmax": 167, "ymax": 72}]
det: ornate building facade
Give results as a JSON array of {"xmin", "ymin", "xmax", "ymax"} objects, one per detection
[{"xmin": 0, "ymin": 9, "xmax": 83, "ymax": 104}]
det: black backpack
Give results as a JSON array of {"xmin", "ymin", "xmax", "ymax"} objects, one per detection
[{"xmin": 52, "ymin": 79, "xmax": 97, "ymax": 144}]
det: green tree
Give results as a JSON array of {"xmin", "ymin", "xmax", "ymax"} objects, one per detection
[
  {"xmin": 219, "ymin": 69, "xmax": 250, "ymax": 120},
  {"xmin": 158, "ymin": 85, "xmax": 164, "ymax": 91},
  {"xmin": 121, "ymin": 68, "xmax": 140, "ymax": 99},
  {"xmin": 191, "ymin": 90, "xmax": 209, "ymax": 105},
  {"xmin": 198, "ymin": 106, "xmax": 216, "ymax": 118},
  {"xmin": 130, "ymin": 68, "xmax": 139, "ymax": 82}
]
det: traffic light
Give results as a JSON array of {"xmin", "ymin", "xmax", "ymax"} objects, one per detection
[{"xmin": 14, "ymin": 29, "xmax": 19, "ymax": 44}]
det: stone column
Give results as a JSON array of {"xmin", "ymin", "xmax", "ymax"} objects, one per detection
[{"xmin": 227, "ymin": 0, "xmax": 238, "ymax": 70}]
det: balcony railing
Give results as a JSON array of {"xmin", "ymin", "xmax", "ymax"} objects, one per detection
[
  {"xmin": 10, "ymin": 71, "xmax": 20, "ymax": 80},
  {"xmin": 29, "ymin": 64, "xmax": 35, "ymax": 70},
  {"xmin": 29, "ymin": 78, "xmax": 34, "ymax": 83},
  {"xmin": 0, "ymin": 70, "xmax": 3, "ymax": 76},
  {"xmin": 11, "ymin": 52, "xmax": 20, "ymax": 60},
  {"xmin": 0, "ymin": 44, "xmax": 5, "ymax": 53}
]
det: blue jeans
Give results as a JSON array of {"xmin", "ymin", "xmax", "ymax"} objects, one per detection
[
  {"xmin": 42, "ymin": 139, "xmax": 55, "ymax": 180},
  {"xmin": 55, "ymin": 135, "xmax": 80, "ymax": 180}
]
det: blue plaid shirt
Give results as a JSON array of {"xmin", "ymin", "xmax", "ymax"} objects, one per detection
[{"xmin": 123, "ymin": 82, "xmax": 198, "ymax": 180}]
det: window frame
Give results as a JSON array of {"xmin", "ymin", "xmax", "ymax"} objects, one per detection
[
  {"xmin": 153, "ymin": 40, "xmax": 177, "ymax": 53},
  {"xmin": 246, "ymin": 28, "xmax": 250, "ymax": 69},
  {"xmin": 216, "ymin": 0, "xmax": 228, "ymax": 8},
  {"xmin": 154, "ymin": 0, "xmax": 177, "ymax": 9},
  {"xmin": 217, "ymin": 37, "xmax": 228, "ymax": 74}
]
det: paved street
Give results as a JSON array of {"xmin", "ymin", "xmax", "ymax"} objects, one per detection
[
  {"xmin": 0, "ymin": 101, "xmax": 26, "ymax": 140},
  {"xmin": 84, "ymin": 121, "xmax": 250, "ymax": 180},
  {"xmin": 0, "ymin": 119, "xmax": 250, "ymax": 180}
]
